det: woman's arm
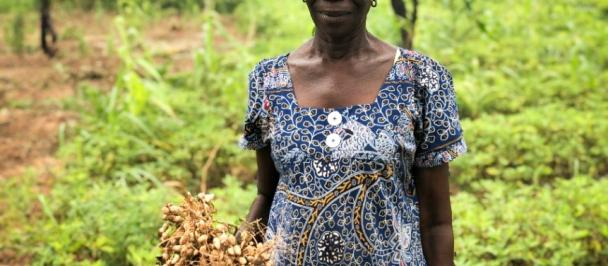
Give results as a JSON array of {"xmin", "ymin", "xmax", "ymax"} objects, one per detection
[
  {"xmin": 238, "ymin": 146, "xmax": 280, "ymax": 242},
  {"xmin": 413, "ymin": 163, "xmax": 455, "ymax": 266}
]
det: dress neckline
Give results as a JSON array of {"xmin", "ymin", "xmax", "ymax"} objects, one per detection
[{"xmin": 281, "ymin": 48, "xmax": 401, "ymax": 112}]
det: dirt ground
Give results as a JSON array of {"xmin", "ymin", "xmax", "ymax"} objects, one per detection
[
  {"xmin": 1, "ymin": 12, "xmax": 115, "ymax": 182},
  {"xmin": 0, "ymin": 12, "xmax": 208, "ymax": 179},
  {"xmin": 0, "ymin": 10, "xmax": 215, "ymax": 265}
]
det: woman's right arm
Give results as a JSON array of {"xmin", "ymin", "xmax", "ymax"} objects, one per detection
[
  {"xmin": 237, "ymin": 59, "xmax": 279, "ymax": 242},
  {"xmin": 239, "ymin": 145, "xmax": 280, "ymax": 242}
]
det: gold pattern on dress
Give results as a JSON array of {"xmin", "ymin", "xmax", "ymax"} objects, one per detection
[{"xmin": 276, "ymin": 164, "xmax": 394, "ymax": 265}]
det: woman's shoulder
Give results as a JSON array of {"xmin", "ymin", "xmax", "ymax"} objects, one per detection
[
  {"xmin": 249, "ymin": 53, "xmax": 289, "ymax": 78},
  {"xmin": 396, "ymin": 47, "xmax": 450, "ymax": 73},
  {"xmin": 395, "ymin": 47, "xmax": 453, "ymax": 88},
  {"xmin": 389, "ymin": 47, "xmax": 458, "ymax": 101}
]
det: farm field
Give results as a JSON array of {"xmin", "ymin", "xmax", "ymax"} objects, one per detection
[{"xmin": 0, "ymin": 0, "xmax": 607, "ymax": 265}]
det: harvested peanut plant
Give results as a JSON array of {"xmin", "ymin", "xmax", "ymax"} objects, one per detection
[{"xmin": 158, "ymin": 192, "xmax": 274, "ymax": 266}]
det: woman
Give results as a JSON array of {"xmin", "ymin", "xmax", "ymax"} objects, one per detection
[{"xmin": 238, "ymin": 0, "xmax": 467, "ymax": 265}]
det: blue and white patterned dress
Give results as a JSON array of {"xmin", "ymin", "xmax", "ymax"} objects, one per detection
[{"xmin": 238, "ymin": 47, "xmax": 467, "ymax": 266}]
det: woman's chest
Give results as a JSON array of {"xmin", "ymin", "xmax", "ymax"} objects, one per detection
[
  {"xmin": 289, "ymin": 68, "xmax": 393, "ymax": 109},
  {"xmin": 263, "ymin": 83, "xmax": 421, "ymax": 175}
]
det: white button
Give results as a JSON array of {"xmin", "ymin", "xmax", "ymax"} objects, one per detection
[
  {"xmin": 325, "ymin": 133, "xmax": 341, "ymax": 148},
  {"xmin": 328, "ymin": 111, "xmax": 342, "ymax": 126}
]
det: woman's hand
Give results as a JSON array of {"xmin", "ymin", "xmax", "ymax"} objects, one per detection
[{"xmin": 413, "ymin": 163, "xmax": 455, "ymax": 266}]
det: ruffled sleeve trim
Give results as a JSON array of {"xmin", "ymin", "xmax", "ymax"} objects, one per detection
[{"xmin": 414, "ymin": 137, "xmax": 467, "ymax": 168}]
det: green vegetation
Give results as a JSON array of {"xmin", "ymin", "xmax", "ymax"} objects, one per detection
[
  {"xmin": 59, "ymin": 17, "xmax": 247, "ymax": 189},
  {"xmin": 453, "ymin": 104, "xmax": 608, "ymax": 186},
  {"xmin": 5, "ymin": 12, "xmax": 25, "ymax": 53},
  {"xmin": 0, "ymin": 0, "xmax": 606, "ymax": 265},
  {"xmin": 33, "ymin": 178, "xmax": 179, "ymax": 265},
  {"xmin": 453, "ymin": 176, "xmax": 608, "ymax": 265}
]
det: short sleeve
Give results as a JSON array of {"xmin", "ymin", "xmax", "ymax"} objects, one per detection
[
  {"xmin": 413, "ymin": 57, "xmax": 467, "ymax": 167},
  {"xmin": 238, "ymin": 62, "xmax": 271, "ymax": 150}
]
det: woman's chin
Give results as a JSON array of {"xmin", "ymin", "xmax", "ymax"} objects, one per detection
[{"xmin": 314, "ymin": 20, "xmax": 357, "ymax": 38}]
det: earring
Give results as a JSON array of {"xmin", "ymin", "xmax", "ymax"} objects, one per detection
[{"xmin": 371, "ymin": 0, "xmax": 377, "ymax": 7}]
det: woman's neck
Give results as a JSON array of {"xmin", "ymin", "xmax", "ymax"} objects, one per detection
[{"xmin": 311, "ymin": 28, "xmax": 374, "ymax": 60}]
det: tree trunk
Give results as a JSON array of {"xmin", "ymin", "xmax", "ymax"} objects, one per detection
[
  {"xmin": 40, "ymin": 0, "xmax": 57, "ymax": 57},
  {"xmin": 391, "ymin": 0, "xmax": 419, "ymax": 50}
]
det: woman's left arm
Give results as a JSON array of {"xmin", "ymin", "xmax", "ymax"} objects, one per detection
[
  {"xmin": 413, "ymin": 163, "xmax": 454, "ymax": 266},
  {"xmin": 410, "ymin": 54, "xmax": 467, "ymax": 265}
]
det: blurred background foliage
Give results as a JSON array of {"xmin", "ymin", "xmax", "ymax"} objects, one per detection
[{"xmin": 0, "ymin": 0, "xmax": 606, "ymax": 265}]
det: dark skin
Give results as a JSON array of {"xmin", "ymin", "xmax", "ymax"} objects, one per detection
[{"xmin": 239, "ymin": 1, "xmax": 455, "ymax": 265}]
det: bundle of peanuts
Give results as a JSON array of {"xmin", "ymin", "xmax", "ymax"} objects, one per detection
[{"xmin": 157, "ymin": 192, "xmax": 275, "ymax": 266}]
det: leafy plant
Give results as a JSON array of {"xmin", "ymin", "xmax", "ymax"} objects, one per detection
[
  {"xmin": 4, "ymin": 12, "xmax": 26, "ymax": 54},
  {"xmin": 453, "ymin": 175, "xmax": 608, "ymax": 265},
  {"xmin": 30, "ymin": 175, "xmax": 179, "ymax": 265},
  {"xmin": 58, "ymin": 12, "xmax": 258, "ymax": 193},
  {"xmin": 414, "ymin": 0, "xmax": 608, "ymax": 119},
  {"xmin": 452, "ymin": 104, "xmax": 608, "ymax": 187},
  {"xmin": 209, "ymin": 175, "xmax": 257, "ymax": 225},
  {"xmin": 0, "ymin": 170, "xmax": 40, "ymax": 258}
]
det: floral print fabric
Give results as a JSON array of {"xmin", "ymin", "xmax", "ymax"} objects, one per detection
[{"xmin": 238, "ymin": 48, "xmax": 467, "ymax": 265}]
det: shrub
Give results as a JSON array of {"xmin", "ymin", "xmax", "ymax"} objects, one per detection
[
  {"xmin": 452, "ymin": 104, "xmax": 608, "ymax": 186},
  {"xmin": 0, "ymin": 170, "xmax": 40, "ymax": 261},
  {"xmin": 453, "ymin": 175, "xmax": 608, "ymax": 265},
  {"xmin": 30, "ymin": 174, "xmax": 179, "ymax": 265},
  {"xmin": 415, "ymin": 0, "xmax": 608, "ymax": 118},
  {"xmin": 59, "ymin": 15, "xmax": 257, "ymax": 191}
]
